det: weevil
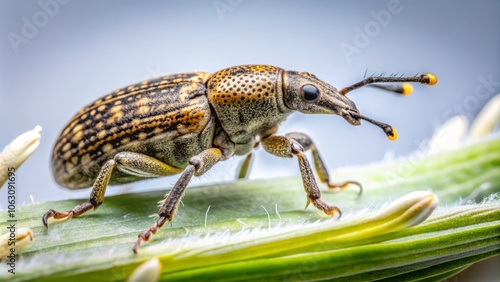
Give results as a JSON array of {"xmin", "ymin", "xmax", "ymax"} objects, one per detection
[{"xmin": 43, "ymin": 65, "xmax": 437, "ymax": 253}]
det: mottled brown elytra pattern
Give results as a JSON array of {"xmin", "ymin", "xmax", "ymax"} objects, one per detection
[
  {"xmin": 52, "ymin": 73, "xmax": 213, "ymax": 188},
  {"xmin": 45, "ymin": 64, "xmax": 436, "ymax": 253}
]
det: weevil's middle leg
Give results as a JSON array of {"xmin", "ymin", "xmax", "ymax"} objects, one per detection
[
  {"xmin": 133, "ymin": 148, "xmax": 224, "ymax": 253},
  {"xmin": 43, "ymin": 152, "xmax": 183, "ymax": 227},
  {"xmin": 236, "ymin": 126, "xmax": 276, "ymax": 180},
  {"xmin": 237, "ymin": 152, "xmax": 253, "ymax": 179},
  {"xmin": 285, "ymin": 132, "xmax": 362, "ymax": 196},
  {"xmin": 261, "ymin": 135, "xmax": 341, "ymax": 217}
]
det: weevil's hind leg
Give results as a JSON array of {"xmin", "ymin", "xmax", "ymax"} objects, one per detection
[
  {"xmin": 286, "ymin": 132, "xmax": 362, "ymax": 196},
  {"xmin": 133, "ymin": 148, "xmax": 224, "ymax": 253},
  {"xmin": 43, "ymin": 159, "xmax": 116, "ymax": 226},
  {"xmin": 261, "ymin": 135, "xmax": 341, "ymax": 218},
  {"xmin": 42, "ymin": 152, "xmax": 183, "ymax": 227}
]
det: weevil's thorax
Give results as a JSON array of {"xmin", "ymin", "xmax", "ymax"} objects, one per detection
[{"xmin": 207, "ymin": 65, "xmax": 292, "ymax": 154}]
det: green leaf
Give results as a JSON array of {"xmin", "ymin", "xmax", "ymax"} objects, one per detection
[{"xmin": 1, "ymin": 134, "xmax": 499, "ymax": 282}]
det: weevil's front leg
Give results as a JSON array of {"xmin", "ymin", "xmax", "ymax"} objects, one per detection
[
  {"xmin": 285, "ymin": 132, "xmax": 362, "ymax": 195},
  {"xmin": 133, "ymin": 148, "xmax": 223, "ymax": 253},
  {"xmin": 261, "ymin": 135, "xmax": 341, "ymax": 217},
  {"xmin": 42, "ymin": 152, "xmax": 183, "ymax": 226}
]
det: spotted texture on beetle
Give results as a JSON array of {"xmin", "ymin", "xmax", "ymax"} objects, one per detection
[
  {"xmin": 207, "ymin": 65, "xmax": 292, "ymax": 145},
  {"xmin": 44, "ymin": 64, "xmax": 437, "ymax": 255},
  {"xmin": 208, "ymin": 65, "xmax": 277, "ymax": 105},
  {"xmin": 52, "ymin": 73, "xmax": 215, "ymax": 189},
  {"xmin": 69, "ymin": 72, "xmax": 212, "ymax": 125}
]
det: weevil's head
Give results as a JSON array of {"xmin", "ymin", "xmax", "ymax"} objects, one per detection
[
  {"xmin": 282, "ymin": 70, "xmax": 398, "ymax": 140},
  {"xmin": 282, "ymin": 70, "xmax": 360, "ymax": 125}
]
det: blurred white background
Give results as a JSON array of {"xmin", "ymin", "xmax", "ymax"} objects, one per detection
[
  {"xmin": 1, "ymin": 1, "xmax": 499, "ymax": 280},
  {"xmin": 1, "ymin": 0, "xmax": 499, "ymax": 208}
]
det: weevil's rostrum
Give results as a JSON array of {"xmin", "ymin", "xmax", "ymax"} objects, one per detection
[{"xmin": 44, "ymin": 64, "xmax": 437, "ymax": 253}]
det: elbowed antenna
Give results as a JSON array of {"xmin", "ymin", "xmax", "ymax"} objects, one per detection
[
  {"xmin": 339, "ymin": 72, "xmax": 437, "ymax": 139},
  {"xmin": 339, "ymin": 73, "xmax": 437, "ymax": 96},
  {"xmin": 349, "ymin": 111, "xmax": 398, "ymax": 141}
]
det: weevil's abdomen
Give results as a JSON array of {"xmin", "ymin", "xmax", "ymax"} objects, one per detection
[
  {"xmin": 52, "ymin": 73, "xmax": 215, "ymax": 189},
  {"xmin": 207, "ymin": 65, "xmax": 292, "ymax": 154}
]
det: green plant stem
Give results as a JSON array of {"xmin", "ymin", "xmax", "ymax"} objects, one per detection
[{"xmin": 0, "ymin": 134, "xmax": 498, "ymax": 281}]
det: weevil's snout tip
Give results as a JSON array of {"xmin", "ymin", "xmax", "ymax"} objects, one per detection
[{"xmin": 342, "ymin": 109, "xmax": 361, "ymax": 125}]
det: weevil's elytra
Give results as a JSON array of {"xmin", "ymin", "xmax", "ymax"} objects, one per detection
[
  {"xmin": 52, "ymin": 74, "xmax": 214, "ymax": 188},
  {"xmin": 44, "ymin": 64, "xmax": 437, "ymax": 253}
]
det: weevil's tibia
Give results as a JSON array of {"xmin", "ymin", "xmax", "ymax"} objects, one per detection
[
  {"xmin": 133, "ymin": 148, "xmax": 224, "ymax": 254},
  {"xmin": 43, "ymin": 152, "xmax": 184, "ymax": 227},
  {"xmin": 339, "ymin": 73, "xmax": 437, "ymax": 95},
  {"xmin": 261, "ymin": 135, "xmax": 341, "ymax": 218},
  {"xmin": 133, "ymin": 165, "xmax": 195, "ymax": 254},
  {"xmin": 285, "ymin": 132, "xmax": 362, "ymax": 196},
  {"xmin": 43, "ymin": 159, "xmax": 117, "ymax": 226}
]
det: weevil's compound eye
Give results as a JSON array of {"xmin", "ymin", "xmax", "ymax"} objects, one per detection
[{"xmin": 301, "ymin": 84, "xmax": 320, "ymax": 102}]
